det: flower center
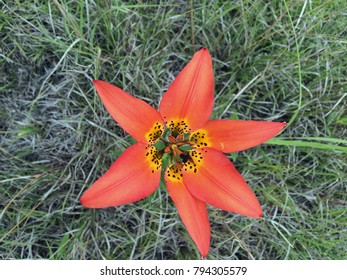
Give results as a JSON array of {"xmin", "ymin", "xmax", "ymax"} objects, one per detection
[
  {"xmin": 165, "ymin": 134, "xmax": 195, "ymax": 166},
  {"xmin": 146, "ymin": 119, "xmax": 207, "ymax": 177},
  {"xmin": 153, "ymin": 125, "xmax": 195, "ymax": 169}
]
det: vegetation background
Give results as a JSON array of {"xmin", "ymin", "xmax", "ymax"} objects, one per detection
[{"xmin": 1, "ymin": 0, "xmax": 346, "ymax": 259}]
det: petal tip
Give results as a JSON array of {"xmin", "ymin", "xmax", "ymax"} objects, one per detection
[
  {"xmin": 276, "ymin": 121, "xmax": 287, "ymax": 134},
  {"xmin": 79, "ymin": 193, "xmax": 92, "ymax": 208},
  {"xmin": 251, "ymin": 207, "xmax": 262, "ymax": 218},
  {"xmin": 93, "ymin": 79, "xmax": 106, "ymax": 89},
  {"xmin": 199, "ymin": 242, "xmax": 210, "ymax": 258},
  {"xmin": 197, "ymin": 47, "xmax": 210, "ymax": 57},
  {"xmin": 80, "ymin": 190, "xmax": 100, "ymax": 208},
  {"xmin": 193, "ymin": 47, "xmax": 211, "ymax": 60},
  {"xmin": 241, "ymin": 206, "xmax": 262, "ymax": 219},
  {"xmin": 273, "ymin": 121, "xmax": 287, "ymax": 131},
  {"xmin": 251, "ymin": 201, "xmax": 263, "ymax": 218},
  {"xmin": 257, "ymin": 210, "xmax": 263, "ymax": 218}
]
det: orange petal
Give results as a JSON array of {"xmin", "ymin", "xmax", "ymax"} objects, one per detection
[
  {"xmin": 159, "ymin": 48, "xmax": 214, "ymax": 132},
  {"xmin": 165, "ymin": 164, "xmax": 210, "ymax": 257},
  {"xmin": 182, "ymin": 148, "xmax": 262, "ymax": 218},
  {"xmin": 94, "ymin": 80, "xmax": 164, "ymax": 144},
  {"xmin": 80, "ymin": 143, "xmax": 161, "ymax": 208},
  {"xmin": 191, "ymin": 120, "xmax": 286, "ymax": 153}
]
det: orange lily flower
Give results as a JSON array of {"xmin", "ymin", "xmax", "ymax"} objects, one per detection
[{"xmin": 80, "ymin": 48, "xmax": 286, "ymax": 258}]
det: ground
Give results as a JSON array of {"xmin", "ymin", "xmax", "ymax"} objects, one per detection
[{"xmin": 0, "ymin": 0, "xmax": 346, "ymax": 259}]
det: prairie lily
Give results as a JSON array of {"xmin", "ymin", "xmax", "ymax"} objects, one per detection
[{"xmin": 80, "ymin": 48, "xmax": 285, "ymax": 257}]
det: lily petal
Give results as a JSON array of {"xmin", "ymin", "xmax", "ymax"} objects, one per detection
[
  {"xmin": 80, "ymin": 143, "xmax": 161, "ymax": 208},
  {"xmin": 159, "ymin": 48, "xmax": 214, "ymax": 132},
  {"xmin": 191, "ymin": 120, "xmax": 286, "ymax": 153},
  {"xmin": 94, "ymin": 80, "xmax": 164, "ymax": 144},
  {"xmin": 165, "ymin": 164, "xmax": 210, "ymax": 257},
  {"xmin": 183, "ymin": 148, "xmax": 262, "ymax": 218}
]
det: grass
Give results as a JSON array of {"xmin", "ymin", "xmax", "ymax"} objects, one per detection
[{"xmin": 1, "ymin": 0, "xmax": 346, "ymax": 260}]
